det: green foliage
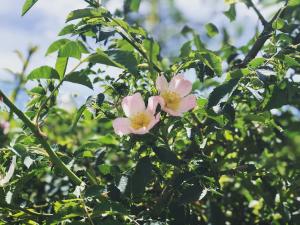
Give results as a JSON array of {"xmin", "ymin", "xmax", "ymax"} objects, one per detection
[
  {"xmin": 21, "ymin": 0, "xmax": 39, "ymax": 16},
  {"xmin": 27, "ymin": 66, "xmax": 60, "ymax": 80},
  {"xmin": 1, "ymin": 0, "xmax": 300, "ymax": 224},
  {"xmin": 205, "ymin": 23, "xmax": 219, "ymax": 38}
]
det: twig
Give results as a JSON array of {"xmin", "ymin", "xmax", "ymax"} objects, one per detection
[
  {"xmin": 246, "ymin": 0, "xmax": 268, "ymax": 26},
  {"xmin": 238, "ymin": 4, "xmax": 287, "ymax": 68},
  {"xmin": 35, "ymin": 60, "xmax": 84, "ymax": 131}
]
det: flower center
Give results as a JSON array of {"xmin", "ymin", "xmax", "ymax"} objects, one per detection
[
  {"xmin": 130, "ymin": 112, "xmax": 151, "ymax": 130},
  {"xmin": 161, "ymin": 91, "xmax": 181, "ymax": 111}
]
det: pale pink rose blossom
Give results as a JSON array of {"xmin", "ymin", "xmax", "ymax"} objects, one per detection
[
  {"xmin": 113, "ymin": 93, "xmax": 161, "ymax": 136},
  {"xmin": 155, "ymin": 74, "xmax": 197, "ymax": 116}
]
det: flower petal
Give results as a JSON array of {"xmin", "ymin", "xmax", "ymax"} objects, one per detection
[
  {"xmin": 178, "ymin": 95, "xmax": 197, "ymax": 113},
  {"xmin": 121, "ymin": 93, "xmax": 146, "ymax": 117},
  {"xmin": 112, "ymin": 118, "xmax": 131, "ymax": 136},
  {"xmin": 169, "ymin": 74, "xmax": 192, "ymax": 97},
  {"xmin": 147, "ymin": 96, "xmax": 164, "ymax": 115},
  {"xmin": 162, "ymin": 107, "xmax": 183, "ymax": 117},
  {"xmin": 156, "ymin": 75, "xmax": 169, "ymax": 93}
]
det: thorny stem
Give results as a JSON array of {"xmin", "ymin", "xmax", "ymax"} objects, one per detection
[{"xmin": 238, "ymin": 4, "xmax": 288, "ymax": 68}]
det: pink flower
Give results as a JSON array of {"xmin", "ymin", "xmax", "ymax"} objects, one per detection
[
  {"xmin": 113, "ymin": 93, "xmax": 160, "ymax": 136},
  {"xmin": 155, "ymin": 74, "xmax": 197, "ymax": 116},
  {"xmin": 0, "ymin": 120, "xmax": 10, "ymax": 135}
]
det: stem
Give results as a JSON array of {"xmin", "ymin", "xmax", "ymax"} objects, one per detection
[
  {"xmin": 35, "ymin": 60, "xmax": 84, "ymax": 128},
  {"xmin": 0, "ymin": 203, "xmax": 53, "ymax": 217},
  {"xmin": 110, "ymin": 18, "xmax": 162, "ymax": 73},
  {"xmin": 9, "ymin": 49, "xmax": 35, "ymax": 120},
  {"xmin": 246, "ymin": 0, "xmax": 268, "ymax": 26},
  {"xmin": 0, "ymin": 90, "xmax": 83, "ymax": 186},
  {"xmin": 238, "ymin": 4, "xmax": 287, "ymax": 68}
]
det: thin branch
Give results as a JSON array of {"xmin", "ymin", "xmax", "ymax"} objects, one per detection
[
  {"xmin": 110, "ymin": 18, "xmax": 162, "ymax": 74},
  {"xmin": 0, "ymin": 90, "xmax": 83, "ymax": 186},
  {"xmin": 238, "ymin": 4, "xmax": 287, "ymax": 68},
  {"xmin": 246, "ymin": 0, "xmax": 268, "ymax": 26},
  {"xmin": 35, "ymin": 60, "xmax": 84, "ymax": 130}
]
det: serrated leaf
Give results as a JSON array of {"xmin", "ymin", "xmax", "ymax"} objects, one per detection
[
  {"xmin": 249, "ymin": 57, "xmax": 265, "ymax": 69},
  {"xmin": 55, "ymin": 57, "xmax": 68, "ymax": 79},
  {"xmin": 58, "ymin": 24, "xmax": 75, "ymax": 36},
  {"xmin": 46, "ymin": 39, "xmax": 70, "ymax": 56},
  {"xmin": 126, "ymin": 157, "xmax": 152, "ymax": 196},
  {"xmin": 64, "ymin": 70, "xmax": 93, "ymax": 89},
  {"xmin": 86, "ymin": 51, "xmax": 124, "ymax": 68},
  {"xmin": 66, "ymin": 8, "xmax": 107, "ymax": 22},
  {"xmin": 153, "ymin": 147, "xmax": 181, "ymax": 166},
  {"xmin": 207, "ymin": 76, "xmax": 241, "ymax": 108},
  {"xmin": 27, "ymin": 66, "xmax": 60, "ymax": 80},
  {"xmin": 70, "ymin": 105, "xmax": 86, "ymax": 131},
  {"xmin": 272, "ymin": 18, "xmax": 285, "ymax": 30},
  {"xmin": 21, "ymin": 0, "xmax": 39, "ymax": 16},
  {"xmin": 107, "ymin": 50, "xmax": 139, "ymax": 75},
  {"xmin": 198, "ymin": 51, "xmax": 222, "ymax": 76},
  {"xmin": 58, "ymin": 41, "xmax": 82, "ymax": 59}
]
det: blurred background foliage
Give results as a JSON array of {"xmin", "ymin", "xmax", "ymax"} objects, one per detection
[{"xmin": 1, "ymin": 0, "xmax": 300, "ymax": 224}]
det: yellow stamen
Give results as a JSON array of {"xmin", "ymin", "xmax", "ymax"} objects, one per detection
[
  {"xmin": 130, "ymin": 112, "xmax": 151, "ymax": 130},
  {"xmin": 161, "ymin": 91, "xmax": 181, "ymax": 111}
]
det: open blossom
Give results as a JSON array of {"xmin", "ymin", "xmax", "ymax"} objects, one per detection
[
  {"xmin": 113, "ymin": 93, "xmax": 160, "ymax": 136},
  {"xmin": 155, "ymin": 74, "xmax": 196, "ymax": 116}
]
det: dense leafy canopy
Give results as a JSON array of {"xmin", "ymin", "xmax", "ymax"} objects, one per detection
[{"xmin": 1, "ymin": 0, "xmax": 300, "ymax": 224}]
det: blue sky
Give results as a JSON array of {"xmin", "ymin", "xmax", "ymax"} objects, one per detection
[{"xmin": 0, "ymin": 0, "xmax": 280, "ymax": 109}]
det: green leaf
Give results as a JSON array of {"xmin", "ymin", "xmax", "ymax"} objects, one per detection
[
  {"xmin": 66, "ymin": 8, "xmax": 107, "ymax": 22},
  {"xmin": 107, "ymin": 50, "xmax": 139, "ymax": 75},
  {"xmin": 58, "ymin": 24, "xmax": 75, "ymax": 36},
  {"xmin": 198, "ymin": 51, "xmax": 222, "ymax": 76},
  {"xmin": 178, "ymin": 184, "xmax": 203, "ymax": 204},
  {"xmin": 288, "ymin": 0, "xmax": 300, "ymax": 6},
  {"xmin": 205, "ymin": 23, "xmax": 219, "ymax": 38},
  {"xmin": 126, "ymin": 157, "xmax": 152, "ymax": 196},
  {"xmin": 125, "ymin": 0, "xmax": 141, "ymax": 11},
  {"xmin": 70, "ymin": 105, "xmax": 86, "ymax": 131},
  {"xmin": 58, "ymin": 41, "xmax": 82, "ymax": 59},
  {"xmin": 21, "ymin": 0, "xmax": 39, "ymax": 16},
  {"xmin": 27, "ymin": 66, "xmax": 60, "ymax": 80},
  {"xmin": 207, "ymin": 76, "xmax": 241, "ymax": 108},
  {"xmin": 64, "ymin": 70, "xmax": 93, "ymax": 89},
  {"xmin": 153, "ymin": 147, "xmax": 181, "ymax": 166},
  {"xmin": 249, "ymin": 57, "xmax": 265, "ymax": 69},
  {"xmin": 98, "ymin": 135, "xmax": 118, "ymax": 145},
  {"xmin": 86, "ymin": 51, "xmax": 124, "ymax": 68},
  {"xmin": 143, "ymin": 39, "xmax": 160, "ymax": 65},
  {"xmin": 46, "ymin": 39, "xmax": 70, "ymax": 56},
  {"xmin": 55, "ymin": 57, "xmax": 68, "ymax": 79},
  {"xmin": 265, "ymin": 81, "xmax": 300, "ymax": 109},
  {"xmin": 224, "ymin": 4, "xmax": 236, "ymax": 22},
  {"xmin": 272, "ymin": 18, "xmax": 285, "ymax": 30},
  {"xmin": 284, "ymin": 55, "xmax": 300, "ymax": 67}
]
